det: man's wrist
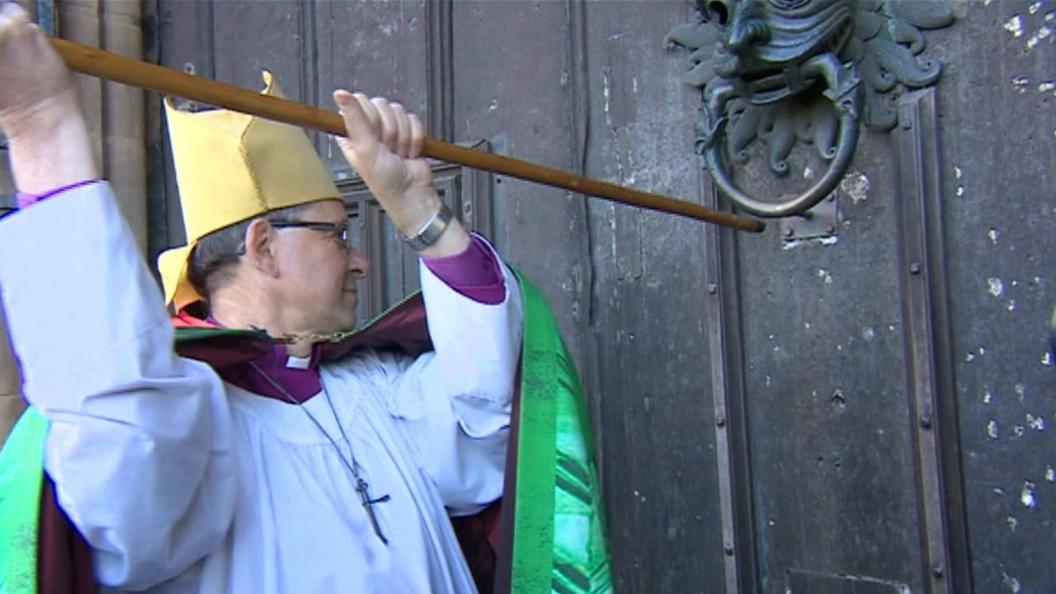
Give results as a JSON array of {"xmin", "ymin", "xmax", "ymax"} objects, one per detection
[
  {"xmin": 0, "ymin": 88, "xmax": 81, "ymax": 142},
  {"xmin": 388, "ymin": 189, "xmax": 444, "ymax": 237},
  {"xmin": 6, "ymin": 97, "xmax": 99, "ymax": 196},
  {"xmin": 17, "ymin": 179, "xmax": 101, "ymax": 209},
  {"xmin": 380, "ymin": 189, "xmax": 470, "ymax": 256}
]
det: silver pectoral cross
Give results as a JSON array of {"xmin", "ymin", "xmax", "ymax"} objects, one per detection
[{"xmin": 356, "ymin": 477, "xmax": 391, "ymax": 545}]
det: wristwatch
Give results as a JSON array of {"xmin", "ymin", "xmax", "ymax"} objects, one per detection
[{"xmin": 404, "ymin": 202, "xmax": 454, "ymax": 251}]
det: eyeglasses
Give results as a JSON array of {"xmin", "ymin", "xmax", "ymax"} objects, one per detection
[{"xmin": 269, "ymin": 219, "xmax": 353, "ymax": 250}]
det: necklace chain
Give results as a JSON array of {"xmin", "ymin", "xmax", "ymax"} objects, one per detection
[
  {"xmin": 274, "ymin": 328, "xmax": 358, "ymax": 344},
  {"xmin": 248, "ymin": 361, "xmax": 391, "ymax": 544}
]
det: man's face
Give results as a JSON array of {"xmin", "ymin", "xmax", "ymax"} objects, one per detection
[{"xmin": 269, "ymin": 199, "xmax": 369, "ymax": 335}]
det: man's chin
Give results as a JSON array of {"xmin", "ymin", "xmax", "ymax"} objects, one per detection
[
  {"xmin": 331, "ymin": 309, "xmax": 358, "ymax": 333},
  {"xmin": 302, "ymin": 310, "xmax": 357, "ymax": 339},
  {"xmin": 340, "ymin": 296, "xmax": 359, "ymax": 328}
]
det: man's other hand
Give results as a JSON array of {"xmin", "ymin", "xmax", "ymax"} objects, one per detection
[
  {"xmin": 0, "ymin": 2, "xmax": 97, "ymax": 195},
  {"xmin": 0, "ymin": 2, "xmax": 78, "ymax": 140}
]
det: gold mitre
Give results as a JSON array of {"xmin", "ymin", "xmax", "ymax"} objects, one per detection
[{"xmin": 158, "ymin": 71, "xmax": 341, "ymax": 310}]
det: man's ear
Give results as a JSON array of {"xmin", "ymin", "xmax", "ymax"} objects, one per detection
[{"xmin": 243, "ymin": 218, "xmax": 280, "ymax": 277}]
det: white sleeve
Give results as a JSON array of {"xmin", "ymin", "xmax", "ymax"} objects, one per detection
[
  {"xmin": 385, "ymin": 239, "xmax": 522, "ymax": 516},
  {"xmin": 0, "ymin": 184, "xmax": 236, "ymax": 590}
]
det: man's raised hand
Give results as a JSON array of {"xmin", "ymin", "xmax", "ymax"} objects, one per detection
[
  {"xmin": 332, "ymin": 90, "xmax": 441, "ymax": 238},
  {"xmin": 0, "ymin": 2, "xmax": 77, "ymax": 139},
  {"xmin": 0, "ymin": 2, "xmax": 96, "ymax": 195}
]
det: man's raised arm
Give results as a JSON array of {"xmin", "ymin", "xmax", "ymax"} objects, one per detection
[{"xmin": 0, "ymin": 5, "xmax": 237, "ymax": 588}]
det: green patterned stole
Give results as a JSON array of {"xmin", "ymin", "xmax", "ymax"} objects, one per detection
[
  {"xmin": 0, "ymin": 408, "xmax": 46, "ymax": 594},
  {"xmin": 511, "ymin": 272, "xmax": 613, "ymax": 593}
]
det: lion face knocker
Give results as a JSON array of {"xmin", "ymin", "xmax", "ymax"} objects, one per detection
[{"xmin": 666, "ymin": 0, "xmax": 954, "ymax": 217}]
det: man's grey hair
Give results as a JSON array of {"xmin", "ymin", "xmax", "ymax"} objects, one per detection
[{"xmin": 187, "ymin": 202, "xmax": 313, "ymax": 299}]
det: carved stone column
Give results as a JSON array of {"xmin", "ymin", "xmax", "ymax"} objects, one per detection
[{"xmin": 62, "ymin": 0, "xmax": 147, "ymax": 251}]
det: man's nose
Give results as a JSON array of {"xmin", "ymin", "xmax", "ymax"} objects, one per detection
[{"xmin": 348, "ymin": 248, "xmax": 370, "ymax": 279}]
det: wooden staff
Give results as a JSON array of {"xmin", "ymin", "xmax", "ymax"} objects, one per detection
[{"xmin": 50, "ymin": 37, "xmax": 765, "ymax": 233}]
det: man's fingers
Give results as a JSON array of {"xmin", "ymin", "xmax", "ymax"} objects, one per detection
[
  {"xmin": 334, "ymin": 90, "xmax": 427, "ymax": 162},
  {"xmin": 390, "ymin": 103, "xmax": 411, "ymax": 158},
  {"xmin": 370, "ymin": 97, "xmax": 399, "ymax": 154},
  {"xmin": 0, "ymin": 2, "xmax": 30, "ymax": 43},
  {"xmin": 28, "ymin": 22, "xmax": 50, "ymax": 47},
  {"xmin": 353, "ymin": 92, "xmax": 381, "ymax": 139},
  {"xmin": 332, "ymin": 89, "xmax": 379, "ymax": 156},
  {"xmin": 332, "ymin": 90, "xmax": 366, "ymax": 144},
  {"xmin": 0, "ymin": 2, "xmax": 29, "ymax": 24},
  {"xmin": 408, "ymin": 114, "xmax": 424, "ymax": 160},
  {"xmin": 332, "ymin": 89, "xmax": 430, "ymax": 196}
]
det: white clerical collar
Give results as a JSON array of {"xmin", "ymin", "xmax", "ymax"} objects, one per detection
[{"xmin": 285, "ymin": 354, "xmax": 312, "ymax": 370}]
